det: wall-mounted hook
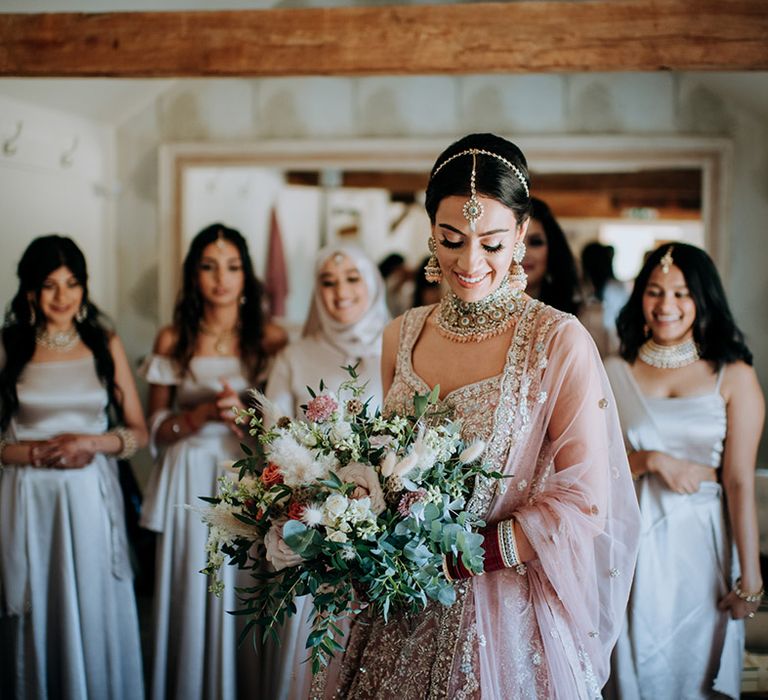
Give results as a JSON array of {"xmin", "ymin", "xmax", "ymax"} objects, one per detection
[
  {"xmin": 60, "ymin": 136, "xmax": 79, "ymax": 168},
  {"xmin": 2, "ymin": 121, "xmax": 23, "ymax": 156}
]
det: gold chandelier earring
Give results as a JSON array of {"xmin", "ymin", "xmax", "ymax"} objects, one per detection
[
  {"xmin": 424, "ymin": 237, "xmax": 442, "ymax": 283},
  {"xmin": 509, "ymin": 239, "xmax": 527, "ymax": 291}
]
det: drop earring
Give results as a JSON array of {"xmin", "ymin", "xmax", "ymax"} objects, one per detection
[
  {"xmin": 424, "ymin": 237, "xmax": 442, "ymax": 283},
  {"xmin": 239, "ymin": 295, "xmax": 246, "ymax": 306},
  {"xmin": 75, "ymin": 305, "xmax": 87, "ymax": 323},
  {"xmin": 509, "ymin": 239, "xmax": 527, "ymax": 291},
  {"xmin": 28, "ymin": 301, "xmax": 37, "ymax": 326}
]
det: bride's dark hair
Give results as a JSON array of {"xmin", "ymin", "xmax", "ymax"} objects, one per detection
[
  {"xmin": 425, "ymin": 133, "xmax": 532, "ymax": 225},
  {"xmin": 171, "ymin": 223, "xmax": 267, "ymax": 382},
  {"xmin": 617, "ymin": 242, "xmax": 752, "ymax": 368},
  {"xmin": 0, "ymin": 235, "xmax": 121, "ymax": 431}
]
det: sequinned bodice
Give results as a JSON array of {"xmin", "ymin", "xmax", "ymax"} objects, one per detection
[{"xmin": 384, "ymin": 305, "xmax": 502, "ymax": 443}]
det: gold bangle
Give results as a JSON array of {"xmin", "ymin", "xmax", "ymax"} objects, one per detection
[
  {"xmin": 735, "ymin": 578, "xmax": 764, "ymax": 603},
  {"xmin": 498, "ymin": 519, "xmax": 527, "ymax": 575}
]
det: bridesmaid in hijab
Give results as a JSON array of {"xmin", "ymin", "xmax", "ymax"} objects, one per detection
[{"xmin": 263, "ymin": 243, "xmax": 389, "ymax": 700}]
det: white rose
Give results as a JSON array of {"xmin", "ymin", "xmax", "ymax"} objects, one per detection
[
  {"xmin": 264, "ymin": 522, "xmax": 304, "ymax": 571},
  {"xmin": 347, "ymin": 496, "xmax": 372, "ymax": 523},
  {"xmin": 323, "ymin": 493, "xmax": 349, "ymax": 519}
]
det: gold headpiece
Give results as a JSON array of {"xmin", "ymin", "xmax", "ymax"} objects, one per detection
[
  {"xmin": 431, "ymin": 148, "xmax": 530, "ymax": 197},
  {"xmin": 659, "ymin": 245, "xmax": 674, "ymax": 274},
  {"xmin": 215, "ymin": 229, "xmax": 226, "ymax": 250}
]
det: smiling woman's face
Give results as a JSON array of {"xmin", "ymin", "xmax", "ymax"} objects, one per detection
[
  {"xmin": 318, "ymin": 254, "xmax": 370, "ymax": 325},
  {"xmin": 641, "ymin": 264, "xmax": 697, "ymax": 345},
  {"xmin": 431, "ymin": 195, "xmax": 525, "ymax": 303}
]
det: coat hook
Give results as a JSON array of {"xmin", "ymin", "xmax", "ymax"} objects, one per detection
[
  {"xmin": 2, "ymin": 121, "xmax": 23, "ymax": 156},
  {"xmin": 60, "ymin": 136, "xmax": 79, "ymax": 168}
]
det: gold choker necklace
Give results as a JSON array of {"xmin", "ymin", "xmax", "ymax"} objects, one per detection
[
  {"xmin": 200, "ymin": 322, "xmax": 238, "ymax": 355},
  {"xmin": 436, "ymin": 274, "xmax": 522, "ymax": 343},
  {"xmin": 36, "ymin": 327, "xmax": 79, "ymax": 352},
  {"xmin": 638, "ymin": 338, "xmax": 700, "ymax": 369}
]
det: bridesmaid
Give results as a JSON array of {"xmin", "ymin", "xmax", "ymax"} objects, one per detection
[
  {"xmin": 605, "ymin": 243, "xmax": 764, "ymax": 699},
  {"xmin": 140, "ymin": 223, "xmax": 286, "ymax": 700},
  {"xmin": 0, "ymin": 235, "xmax": 146, "ymax": 699},
  {"xmin": 263, "ymin": 243, "xmax": 389, "ymax": 700}
]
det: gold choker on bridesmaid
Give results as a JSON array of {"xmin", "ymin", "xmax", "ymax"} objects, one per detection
[
  {"xmin": 638, "ymin": 338, "xmax": 700, "ymax": 369},
  {"xmin": 436, "ymin": 274, "xmax": 522, "ymax": 343}
]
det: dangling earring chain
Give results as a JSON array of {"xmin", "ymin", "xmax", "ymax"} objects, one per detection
[
  {"xmin": 436, "ymin": 274, "xmax": 522, "ymax": 343},
  {"xmin": 424, "ymin": 237, "xmax": 442, "ymax": 283},
  {"xmin": 638, "ymin": 338, "xmax": 700, "ymax": 369},
  {"xmin": 509, "ymin": 240, "xmax": 527, "ymax": 290}
]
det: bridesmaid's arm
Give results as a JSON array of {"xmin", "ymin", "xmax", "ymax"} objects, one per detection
[
  {"xmin": 380, "ymin": 317, "xmax": 402, "ymax": 399},
  {"xmin": 147, "ymin": 326, "xmax": 216, "ymax": 446},
  {"xmin": 719, "ymin": 361, "xmax": 764, "ymax": 617}
]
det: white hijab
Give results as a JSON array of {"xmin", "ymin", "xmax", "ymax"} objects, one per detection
[{"xmin": 302, "ymin": 243, "xmax": 390, "ymax": 361}]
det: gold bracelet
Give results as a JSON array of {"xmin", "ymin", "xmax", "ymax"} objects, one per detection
[
  {"xmin": 734, "ymin": 577, "xmax": 764, "ymax": 603},
  {"xmin": 110, "ymin": 427, "xmax": 138, "ymax": 460},
  {"xmin": 498, "ymin": 519, "xmax": 527, "ymax": 574}
]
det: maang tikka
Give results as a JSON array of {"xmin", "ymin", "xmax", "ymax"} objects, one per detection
[
  {"xmin": 424, "ymin": 237, "xmax": 442, "ymax": 283},
  {"xmin": 659, "ymin": 245, "xmax": 674, "ymax": 274},
  {"xmin": 510, "ymin": 240, "xmax": 527, "ymax": 291},
  {"xmin": 463, "ymin": 152, "xmax": 484, "ymax": 232}
]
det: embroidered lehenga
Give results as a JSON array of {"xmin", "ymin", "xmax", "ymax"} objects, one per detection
[{"xmin": 312, "ymin": 300, "xmax": 640, "ymax": 700}]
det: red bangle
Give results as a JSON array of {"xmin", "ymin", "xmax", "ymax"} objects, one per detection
[{"xmin": 481, "ymin": 525, "xmax": 507, "ymax": 574}]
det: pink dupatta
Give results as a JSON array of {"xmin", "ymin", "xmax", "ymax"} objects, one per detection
[{"xmin": 472, "ymin": 309, "xmax": 640, "ymax": 699}]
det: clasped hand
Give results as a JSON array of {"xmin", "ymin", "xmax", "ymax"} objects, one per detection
[
  {"xmin": 192, "ymin": 379, "xmax": 246, "ymax": 438},
  {"xmin": 30, "ymin": 434, "xmax": 96, "ymax": 469}
]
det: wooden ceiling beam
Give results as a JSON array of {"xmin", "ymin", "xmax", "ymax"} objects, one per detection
[{"xmin": 1, "ymin": 1, "xmax": 767, "ymax": 77}]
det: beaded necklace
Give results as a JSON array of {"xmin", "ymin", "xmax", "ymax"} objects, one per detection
[{"xmin": 638, "ymin": 338, "xmax": 700, "ymax": 369}]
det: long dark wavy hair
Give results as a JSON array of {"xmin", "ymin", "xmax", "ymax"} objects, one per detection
[
  {"xmin": 617, "ymin": 242, "xmax": 752, "ymax": 367},
  {"xmin": 529, "ymin": 197, "xmax": 580, "ymax": 315},
  {"xmin": 425, "ymin": 133, "xmax": 532, "ymax": 226},
  {"xmin": 0, "ymin": 235, "xmax": 122, "ymax": 431},
  {"xmin": 171, "ymin": 223, "xmax": 267, "ymax": 382}
]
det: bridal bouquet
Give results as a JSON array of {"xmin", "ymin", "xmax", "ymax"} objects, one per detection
[{"xmin": 200, "ymin": 365, "xmax": 499, "ymax": 673}]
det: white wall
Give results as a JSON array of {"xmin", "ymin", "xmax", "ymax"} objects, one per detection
[
  {"xmin": 113, "ymin": 73, "xmax": 768, "ymax": 469},
  {"xmin": 0, "ymin": 95, "xmax": 116, "ymax": 315}
]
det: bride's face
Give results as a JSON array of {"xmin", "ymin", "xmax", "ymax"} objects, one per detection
[
  {"xmin": 318, "ymin": 253, "xmax": 370, "ymax": 325},
  {"xmin": 431, "ymin": 195, "xmax": 526, "ymax": 303}
]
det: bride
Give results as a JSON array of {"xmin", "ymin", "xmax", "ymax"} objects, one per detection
[{"xmin": 311, "ymin": 133, "xmax": 641, "ymax": 699}]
